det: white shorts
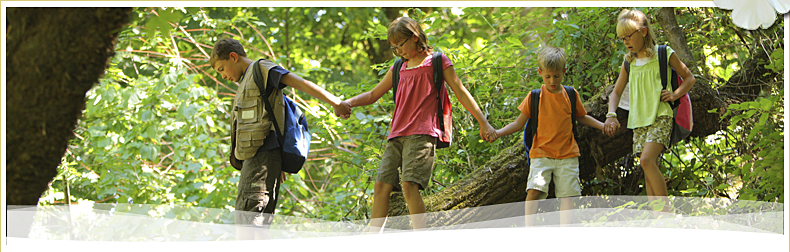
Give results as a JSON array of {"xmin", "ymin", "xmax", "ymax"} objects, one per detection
[{"xmin": 526, "ymin": 157, "xmax": 581, "ymax": 199}]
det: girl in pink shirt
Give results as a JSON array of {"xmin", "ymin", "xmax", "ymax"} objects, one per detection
[{"xmin": 338, "ymin": 16, "xmax": 496, "ymax": 231}]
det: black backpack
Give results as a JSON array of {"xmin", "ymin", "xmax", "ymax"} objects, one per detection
[
  {"xmin": 522, "ymin": 86, "xmax": 578, "ymax": 166},
  {"xmin": 391, "ymin": 51, "xmax": 452, "ymax": 148}
]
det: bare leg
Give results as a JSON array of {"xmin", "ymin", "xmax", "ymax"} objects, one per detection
[
  {"xmin": 642, "ymin": 155, "xmax": 655, "ymax": 214},
  {"xmin": 369, "ymin": 181, "xmax": 394, "ymax": 233},
  {"xmin": 402, "ymin": 181, "xmax": 427, "ymax": 230},
  {"xmin": 524, "ymin": 189, "xmax": 542, "ymax": 227},
  {"xmin": 641, "ymin": 142, "xmax": 669, "ymax": 213},
  {"xmin": 559, "ymin": 197, "xmax": 574, "ymax": 226}
]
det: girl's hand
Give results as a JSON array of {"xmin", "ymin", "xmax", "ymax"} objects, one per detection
[
  {"xmin": 481, "ymin": 123, "xmax": 498, "ymax": 143},
  {"xmin": 660, "ymin": 90, "xmax": 679, "ymax": 102},
  {"xmin": 604, "ymin": 117, "xmax": 620, "ymax": 137},
  {"xmin": 334, "ymin": 100, "xmax": 351, "ymax": 119}
]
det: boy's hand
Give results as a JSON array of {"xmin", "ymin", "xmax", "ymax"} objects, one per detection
[
  {"xmin": 334, "ymin": 100, "xmax": 351, "ymax": 119},
  {"xmin": 604, "ymin": 117, "xmax": 619, "ymax": 137}
]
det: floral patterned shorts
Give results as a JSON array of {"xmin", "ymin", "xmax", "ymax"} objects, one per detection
[{"xmin": 633, "ymin": 116, "xmax": 672, "ymax": 154}]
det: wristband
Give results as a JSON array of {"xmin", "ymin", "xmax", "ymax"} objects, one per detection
[{"xmin": 606, "ymin": 112, "xmax": 617, "ymax": 118}]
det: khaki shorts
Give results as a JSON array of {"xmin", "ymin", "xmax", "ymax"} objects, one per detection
[
  {"xmin": 633, "ymin": 116, "xmax": 672, "ymax": 154},
  {"xmin": 234, "ymin": 148, "xmax": 281, "ymax": 226},
  {"xmin": 376, "ymin": 135, "xmax": 437, "ymax": 191},
  {"xmin": 527, "ymin": 157, "xmax": 581, "ymax": 199}
]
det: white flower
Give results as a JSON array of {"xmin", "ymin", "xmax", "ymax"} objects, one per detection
[{"xmin": 714, "ymin": 0, "xmax": 790, "ymax": 29}]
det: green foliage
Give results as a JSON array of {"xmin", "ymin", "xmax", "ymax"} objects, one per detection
[{"xmin": 41, "ymin": 7, "xmax": 784, "ymax": 222}]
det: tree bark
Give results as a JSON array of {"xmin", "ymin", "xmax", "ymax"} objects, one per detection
[
  {"xmin": 656, "ymin": 7, "xmax": 699, "ymax": 73},
  {"xmin": 6, "ymin": 7, "xmax": 132, "ymax": 205}
]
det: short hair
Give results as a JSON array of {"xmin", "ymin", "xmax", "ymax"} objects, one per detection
[
  {"xmin": 209, "ymin": 38, "xmax": 247, "ymax": 68},
  {"xmin": 616, "ymin": 9, "xmax": 657, "ymax": 62},
  {"xmin": 537, "ymin": 46, "xmax": 566, "ymax": 72},
  {"xmin": 387, "ymin": 16, "xmax": 432, "ymax": 60}
]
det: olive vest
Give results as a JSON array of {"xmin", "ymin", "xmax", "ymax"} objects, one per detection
[{"xmin": 230, "ymin": 59, "xmax": 286, "ymax": 163}]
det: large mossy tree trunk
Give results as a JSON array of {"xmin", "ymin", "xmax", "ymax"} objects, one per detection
[{"xmin": 6, "ymin": 7, "xmax": 132, "ymax": 205}]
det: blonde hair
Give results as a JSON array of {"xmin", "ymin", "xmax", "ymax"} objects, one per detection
[
  {"xmin": 537, "ymin": 46, "xmax": 566, "ymax": 72},
  {"xmin": 387, "ymin": 16, "xmax": 432, "ymax": 60},
  {"xmin": 616, "ymin": 9, "xmax": 657, "ymax": 62}
]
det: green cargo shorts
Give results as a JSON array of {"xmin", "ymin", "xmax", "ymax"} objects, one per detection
[
  {"xmin": 376, "ymin": 134, "xmax": 437, "ymax": 191},
  {"xmin": 234, "ymin": 148, "xmax": 282, "ymax": 226}
]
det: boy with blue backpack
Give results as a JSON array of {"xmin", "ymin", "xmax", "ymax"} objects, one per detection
[
  {"xmin": 210, "ymin": 38, "xmax": 350, "ymax": 236},
  {"xmin": 492, "ymin": 47, "xmax": 607, "ymax": 226}
]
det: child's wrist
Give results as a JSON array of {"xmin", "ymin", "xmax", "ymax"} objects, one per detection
[{"xmin": 605, "ymin": 112, "xmax": 617, "ymax": 118}]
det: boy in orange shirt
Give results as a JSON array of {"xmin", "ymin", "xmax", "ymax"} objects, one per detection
[{"xmin": 493, "ymin": 47, "xmax": 606, "ymax": 226}]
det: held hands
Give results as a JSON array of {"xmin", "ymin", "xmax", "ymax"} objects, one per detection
[
  {"xmin": 603, "ymin": 117, "xmax": 619, "ymax": 137},
  {"xmin": 660, "ymin": 90, "xmax": 679, "ymax": 102},
  {"xmin": 333, "ymin": 100, "xmax": 352, "ymax": 119},
  {"xmin": 480, "ymin": 122, "xmax": 498, "ymax": 143}
]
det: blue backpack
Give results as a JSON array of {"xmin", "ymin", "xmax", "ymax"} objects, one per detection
[
  {"xmin": 522, "ymin": 86, "xmax": 578, "ymax": 166},
  {"xmin": 252, "ymin": 60, "xmax": 310, "ymax": 174}
]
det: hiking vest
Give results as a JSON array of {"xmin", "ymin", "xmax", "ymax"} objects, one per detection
[{"xmin": 230, "ymin": 59, "xmax": 286, "ymax": 161}]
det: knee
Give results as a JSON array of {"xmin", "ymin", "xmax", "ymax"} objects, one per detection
[
  {"xmin": 640, "ymin": 154, "xmax": 659, "ymax": 168},
  {"xmin": 374, "ymin": 181, "xmax": 393, "ymax": 197},
  {"xmin": 640, "ymin": 157, "xmax": 658, "ymax": 169},
  {"xmin": 526, "ymin": 189, "xmax": 542, "ymax": 201},
  {"xmin": 401, "ymin": 181, "xmax": 420, "ymax": 195}
]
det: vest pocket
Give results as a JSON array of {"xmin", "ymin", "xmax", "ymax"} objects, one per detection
[
  {"xmin": 235, "ymin": 120, "xmax": 271, "ymax": 160},
  {"xmin": 236, "ymin": 99, "xmax": 259, "ymax": 124}
]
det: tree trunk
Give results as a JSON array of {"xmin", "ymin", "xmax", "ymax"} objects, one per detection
[
  {"xmin": 6, "ymin": 7, "xmax": 132, "ymax": 205},
  {"xmin": 656, "ymin": 7, "xmax": 699, "ymax": 73},
  {"xmin": 364, "ymin": 7, "xmax": 401, "ymax": 67}
]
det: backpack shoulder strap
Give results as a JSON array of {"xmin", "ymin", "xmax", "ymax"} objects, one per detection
[
  {"xmin": 564, "ymin": 86, "xmax": 578, "ymax": 138},
  {"xmin": 252, "ymin": 59, "xmax": 284, "ymax": 145},
  {"xmin": 658, "ymin": 45, "xmax": 682, "ymax": 108},
  {"xmin": 432, "ymin": 51, "xmax": 444, "ymax": 98},
  {"xmin": 391, "ymin": 58, "xmax": 404, "ymax": 102},
  {"xmin": 529, "ymin": 88, "xmax": 541, "ymax": 136},
  {"xmin": 432, "ymin": 51, "xmax": 447, "ymax": 139},
  {"xmin": 624, "ymin": 59, "xmax": 630, "ymax": 75},
  {"xmin": 658, "ymin": 45, "xmax": 668, "ymax": 90}
]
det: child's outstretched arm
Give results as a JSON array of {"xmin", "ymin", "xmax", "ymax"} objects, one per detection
[
  {"xmin": 604, "ymin": 62, "xmax": 628, "ymax": 136},
  {"xmin": 577, "ymin": 115, "xmax": 604, "ymax": 133},
  {"xmin": 442, "ymin": 66, "xmax": 497, "ymax": 142},
  {"xmin": 280, "ymin": 73, "xmax": 350, "ymax": 117},
  {"xmin": 661, "ymin": 53, "xmax": 696, "ymax": 102},
  {"xmin": 496, "ymin": 113, "xmax": 529, "ymax": 139},
  {"xmin": 343, "ymin": 68, "xmax": 395, "ymax": 114}
]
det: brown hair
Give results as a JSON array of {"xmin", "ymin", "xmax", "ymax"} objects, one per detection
[
  {"xmin": 387, "ymin": 16, "xmax": 432, "ymax": 60},
  {"xmin": 209, "ymin": 38, "xmax": 247, "ymax": 68}
]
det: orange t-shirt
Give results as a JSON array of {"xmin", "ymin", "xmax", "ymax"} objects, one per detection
[{"xmin": 517, "ymin": 85, "xmax": 587, "ymax": 159}]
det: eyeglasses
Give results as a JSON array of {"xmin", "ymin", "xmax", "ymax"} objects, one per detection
[
  {"xmin": 619, "ymin": 28, "xmax": 641, "ymax": 43},
  {"xmin": 390, "ymin": 39, "xmax": 408, "ymax": 54}
]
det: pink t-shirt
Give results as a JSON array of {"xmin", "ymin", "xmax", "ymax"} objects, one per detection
[{"xmin": 389, "ymin": 54, "xmax": 453, "ymax": 140}]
